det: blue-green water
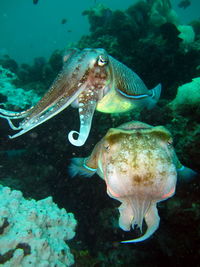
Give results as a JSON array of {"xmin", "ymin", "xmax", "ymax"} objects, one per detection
[{"xmin": 0, "ymin": 0, "xmax": 199, "ymax": 63}]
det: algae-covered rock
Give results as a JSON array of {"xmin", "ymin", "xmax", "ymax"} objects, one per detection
[
  {"xmin": 0, "ymin": 65, "xmax": 40, "ymax": 109},
  {"xmin": 177, "ymin": 25, "xmax": 195, "ymax": 45},
  {"xmin": 148, "ymin": 0, "xmax": 179, "ymax": 27},
  {"xmin": 169, "ymin": 77, "xmax": 200, "ymax": 111}
]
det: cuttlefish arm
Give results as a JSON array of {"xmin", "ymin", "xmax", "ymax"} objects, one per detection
[
  {"xmin": 2, "ymin": 82, "xmax": 86, "ymax": 139},
  {"xmin": 0, "ymin": 48, "xmax": 79, "ymax": 123},
  {"xmin": 68, "ymin": 89, "xmax": 99, "ymax": 146},
  {"xmin": 0, "ymin": 49, "xmax": 95, "ymax": 142},
  {"xmin": 0, "ymin": 107, "xmax": 34, "ymax": 130},
  {"xmin": 121, "ymin": 203, "xmax": 160, "ymax": 243}
]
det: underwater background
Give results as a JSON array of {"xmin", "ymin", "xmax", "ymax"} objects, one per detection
[{"xmin": 0, "ymin": 0, "xmax": 200, "ymax": 266}]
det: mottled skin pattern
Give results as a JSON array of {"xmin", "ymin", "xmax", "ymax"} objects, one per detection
[
  {"xmin": 0, "ymin": 48, "xmax": 161, "ymax": 146},
  {"xmin": 75, "ymin": 121, "xmax": 184, "ymax": 243}
]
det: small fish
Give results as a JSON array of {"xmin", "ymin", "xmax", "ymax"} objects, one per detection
[
  {"xmin": 61, "ymin": 18, "xmax": 67, "ymax": 24},
  {"xmin": 178, "ymin": 0, "xmax": 191, "ymax": 9},
  {"xmin": 33, "ymin": 0, "xmax": 39, "ymax": 5},
  {"xmin": 69, "ymin": 121, "xmax": 196, "ymax": 242}
]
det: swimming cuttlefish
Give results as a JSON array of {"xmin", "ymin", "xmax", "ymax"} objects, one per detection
[
  {"xmin": 0, "ymin": 48, "xmax": 161, "ymax": 146},
  {"xmin": 69, "ymin": 121, "xmax": 196, "ymax": 243}
]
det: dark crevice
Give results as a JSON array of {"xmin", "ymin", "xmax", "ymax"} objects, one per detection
[{"xmin": 0, "ymin": 243, "xmax": 31, "ymax": 264}]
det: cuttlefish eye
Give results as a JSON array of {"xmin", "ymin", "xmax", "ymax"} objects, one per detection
[
  {"xmin": 97, "ymin": 54, "xmax": 108, "ymax": 66},
  {"xmin": 103, "ymin": 142, "xmax": 110, "ymax": 151},
  {"xmin": 167, "ymin": 138, "xmax": 173, "ymax": 146}
]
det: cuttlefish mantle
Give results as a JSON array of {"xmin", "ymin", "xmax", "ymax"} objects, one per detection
[{"xmin": 0, "ymin": 48, "xmax": 161, "ymax": 146}]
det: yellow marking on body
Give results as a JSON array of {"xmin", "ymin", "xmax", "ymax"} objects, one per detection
[{"xmin": 96, "ymin": 88, "xmax": 134, "ymax": 113}]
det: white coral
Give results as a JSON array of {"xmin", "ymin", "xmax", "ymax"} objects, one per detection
[
  {"xmin": 169, "ymin": 77, "xmax": 200, "ymax": 111},
  {"xmin": 0, "ymin": 185, "xmax": 77, "ymax": 266}
]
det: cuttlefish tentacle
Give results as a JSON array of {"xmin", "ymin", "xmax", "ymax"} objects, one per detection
[
  {"xmin": 68, "ymin": 89, "xmax": 99, "ymax": 146},
  {"xmin": 0, "ymin": 107, "xmax": 33, "ymax": 131},
  {"xmin": 121, "ymin": 202, "xmax": 160, "ymax": 243}
]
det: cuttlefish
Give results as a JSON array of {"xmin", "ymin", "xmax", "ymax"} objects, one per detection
[
  {"xmin": 0, "ymin": 48, "xmax": 161, "ymax": 146},
  {"xmin": 69, "ymin": 121, "xmax": 196, "ymax": 242}
]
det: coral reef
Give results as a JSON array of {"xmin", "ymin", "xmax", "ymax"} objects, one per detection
[
  {"xmin": 177, "ymin": 25, "xmax": 195, "ymax": 45},
  {"xmin": 0, "ymin": 185, "xmax": 76, "ymax": 266},
  {"xmin": 169, "ymin": 77, "xmax": 200, "ymax": 111},
  {"xmin": 0, "ymin": 66, "xmax": 40, "ymax": 109}
]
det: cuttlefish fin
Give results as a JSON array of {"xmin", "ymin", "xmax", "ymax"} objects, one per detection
[
  {"xmin": 147, "ymin": 83, "xmax": 162, "ymax": 109},
  {"xmin": 68, "ymin": 157, "xmax": 97, "ymax": 178},
  {"xmin": 150, "ymin": 83, "xmax": 161, "ymax": 102},
  {"xmin": 177, "ymin": 165, "xmax": 197, "ymax": 182},
  {"xmin": 173, "ymin": 151, "xmax": 197, "ymax": 182},
  {"xmin": 63, "ymin": 48, "xmax": 79, "ymax": 63},
  {"xmin": 121, "ymin": 203, "xmax": 160, "ymax": 243},
  {"xmin": 69, "ymin": 139, "xmax": 101, "ymax": 177},
  {"xmin": 68, "ymin": 91, "xmax": 98, "ymax": 146}
]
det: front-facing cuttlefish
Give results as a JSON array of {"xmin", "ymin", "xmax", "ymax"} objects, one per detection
[
  {"xmin": 0, "ymin": 48, "xmax": 161, "ymax": 146},
  {"xmin": 69, "ymin": 121, "xmax": 196, "ymax": 242}
]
